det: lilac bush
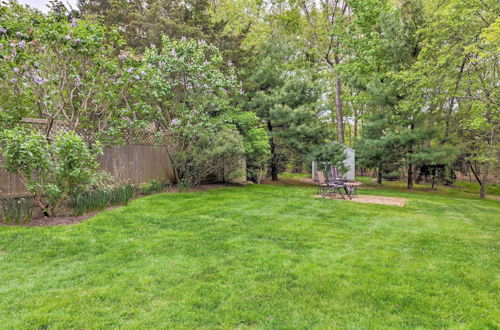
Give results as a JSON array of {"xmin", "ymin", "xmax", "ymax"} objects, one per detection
[
  {"xmin": 132, "ymin": 37, "xmax": 245, "ymax": 185},
  {"xmin": 0, "ymin": 4, "xmax": 141, "ymax": 141}
]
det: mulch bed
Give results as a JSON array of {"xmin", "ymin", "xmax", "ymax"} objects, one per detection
[
  {"xmin": 315, "ymin": 194, "xmax": 407, "ymax": 207},
  {"xmin": 9, "ymin": 209, "xmax": 113, "ymax": 227},
  {"xmin": 1, "ymin": 184, "xmax": 231, "ymax": 227}
]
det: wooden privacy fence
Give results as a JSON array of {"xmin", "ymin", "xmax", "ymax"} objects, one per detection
[
  {"xmin": 100, "ymin": 144, "xmax": 176, "ymax": 185},
  {"xmin": 0, "ymin": 119, "xmax": 176, "ymax": 197}
]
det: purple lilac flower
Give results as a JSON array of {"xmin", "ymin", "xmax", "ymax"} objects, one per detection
[
  {"xmin": 18, "ymin": 40, "xmax": 25, "ymax": 49},
  {"xmin": 147, "ymin": 63, "xmax": 152, "ymax": 70},
  {"xmin": 170, "ymin": 118, "xmax": 179, "ymax": 126},
  {"xmin": 134, "ymin": 75, "xmax": 141, "ymax": 80},
  {"xmin": 10, "ymin": 78, "xmax": 17, "ymax": 83},
  {"xmin": 33, "ymin": 75, "xmax": 43, "ymax": 85},
  {"xmin": 64, "ymin": 35, "xmax": 71, "ymax": 40},
  {"xmin": 150, "ymin": 44, "xmax": 156, "ymax": 49},
  {"xmin": 75, "ymin": 76, "xmax": 81, "ymax": 83},
  {"xmin": 13, "ymin": 67, "xmax": 19, "ymax": 73},
  {"xmin": 141, "ymin": 70, "xmax": 146, "ymax": 76},
  {"xmin": 128, "ymin": 67, "xmax": 134, "ymax": 73},
  {"xmin": 34, "ymin": 62, "xmax": 40, "ymax": 68},
  {"xmin": 74, "ymin": 38, "xmax": 81, "ymax": 43},
  {"xmin": 170, "ymin": 49, "xmax": 177, "ymax": 57},
  {"xmin": 158, "ymin": 61, "xmax": 164, "ymax": 68},
  {"xmin": 10, "ymin": 42, "xmax": 16, "ymax": 48},
  {"xmin": 119, "ymin": 54, "xmax": 127, "ymax": 61},
  {"xmin": 181, "ymin": 36, "xmax": 187, "ymax": 41},
  {"xmin": 0, "ymin": 27, "xmax": 6, "ymax": 35},
  {"xmin": 70, "ymin": 18, "xmax": 78, "ymax": 28}
]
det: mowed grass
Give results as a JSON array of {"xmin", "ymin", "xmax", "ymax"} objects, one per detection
[
  {"xmin": 0, "ymin": 184, "xmax": 498, "ymax": 328},
  {"xmin": 357, "ymin": 176, "xmax": 500, "ymax": 199}
]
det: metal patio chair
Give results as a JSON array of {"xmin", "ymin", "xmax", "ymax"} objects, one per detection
[{"xmin": 316, "ymin": 171, "xmax": 345, "ymax": 199}]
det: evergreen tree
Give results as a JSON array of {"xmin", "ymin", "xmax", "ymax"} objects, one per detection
[{"xmin": 242, "ymin": 36, "xmax": 326, "ymax": 180}]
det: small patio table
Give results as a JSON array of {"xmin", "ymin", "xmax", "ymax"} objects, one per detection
[{"xmin": 344, "ymin": 182, "xmax": 361, "ymax": 198}]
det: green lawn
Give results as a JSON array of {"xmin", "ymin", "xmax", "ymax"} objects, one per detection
[
  {"xmin": 357, "ymin": 176, "xmax": 500, "ymax": 199},
  {"xmin": 0, "ymin": 184, "xmax": 498, "ymax": 328}
]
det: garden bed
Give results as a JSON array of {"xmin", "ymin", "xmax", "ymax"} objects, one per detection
[{"xmin": 0, "ymin": 184, "xmax": 231, "ymax": 227}]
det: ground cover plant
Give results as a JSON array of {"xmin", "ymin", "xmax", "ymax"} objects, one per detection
[
  {"xmin": 69, "ymin": 184, "xmax": 134, "ymax": 216},
  {"xmin": 0, "ymin": 184, "xmax": 498, "ymax": 328},
  {"xmin": 139, "ymin": 179, "xmax": 165, "ymax": 196},
  {"xmin": 0, "ymin": 197, "xmax": 32, "ymax": 224}
]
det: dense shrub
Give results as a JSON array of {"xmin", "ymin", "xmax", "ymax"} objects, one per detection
[
  {"xmin": 173, "ymin": 128, "xmax": 245, "ymax": 186},
  {"xmin": 233, "ymin": 112, "xmax": 270, "ymax": 183},
  {"xmin": 139, "ymin": 179, "xmax": 164, "ymax": 195},
  {"xmin": 0, "ymin": 128, "xmax": 102, "ymax": 216},
  {"xmin": 133, "ymin": 37, "xmax": 246, "ymax": 185},
  {"xmin": 382, "ymin": 171, "xmax": 401, "ymax": 181}
]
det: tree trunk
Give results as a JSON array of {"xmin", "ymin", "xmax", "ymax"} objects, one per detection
[
  {"xmin": 444, "ymin": 57, "xmax": 467, "ymax": 139},
  {"xmin": 334, "ymin": 55, "xmax": 344, "ymax": 143},
  {"xmin": 353, "ymin": 106, "xmax": 358, "ymax": 143},
  {"xmin": 267, "ymin": 121, "xmax": 278, "ymax": 181},
  {"xmin": 407, "ymin": 163, "xmax": 414, "ymax": 190},
  {"xmin": 415, "ymin": 167, "xmax": 422, "ymax": 184},
  {"xmin": 407, "ymin": 123, "xmax": 415, "ymax": 190},
  {"xmin": 480, "ymin": 182, "xmax": 487, "ymax": 199},
  {"xmin": 480, "ymin": 161, "xmax": 490, "ymax": 199},
  {"xmin": 377, "ymin": 166, "xmax": 383, "ymax": 185}
]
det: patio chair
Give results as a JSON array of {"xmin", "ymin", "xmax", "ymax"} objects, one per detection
[
  {"xmin": 330, "ymin": 166, "xmax": 341, "ymax": 181},
  {"xmin": 316, "ymin": 171, "xmax": 345, "ymax": 198}
]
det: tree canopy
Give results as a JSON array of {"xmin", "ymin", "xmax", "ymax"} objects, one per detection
[{"xmin": 0, "ymin": 0, "xmax": 498, "ymax": 197}]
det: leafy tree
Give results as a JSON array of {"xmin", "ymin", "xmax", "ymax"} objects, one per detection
[
  {"xmin": 297, "ymin": 0, "xmax": 352, "ymax": 143},
  {"xmin": 398, "ymin": 0, "xmax": 499, "ymax": 197},
  {"xmin": 79, "ymin": 0, "xmax": 213, "ymax": 48},
  {"xmin": 79, "ymin": 0, "xmax": 250, "ymax": 70}
]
